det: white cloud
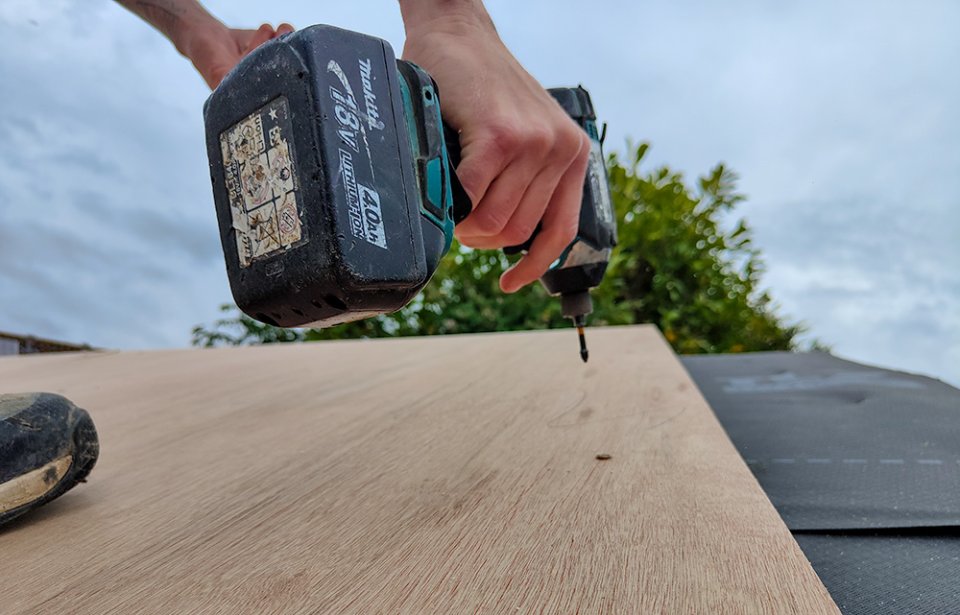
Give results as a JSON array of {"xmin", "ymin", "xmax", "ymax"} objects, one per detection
[{"xmin": 0, "ymin": 0, "xmax": 956, "ymax": 385}]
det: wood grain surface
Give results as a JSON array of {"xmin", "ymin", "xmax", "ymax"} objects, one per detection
[{"xmin": 0, "ymin": 326, "xmax": 838, "ymax": 614}]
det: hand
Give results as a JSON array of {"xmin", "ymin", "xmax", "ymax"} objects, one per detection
[
  {"xmin": 400, "ymin": 3, "xmax": 590, "ymax": 294},
  {"xmin": 180, "ymin": 22, "xmax": 295, "ymax": 89}
]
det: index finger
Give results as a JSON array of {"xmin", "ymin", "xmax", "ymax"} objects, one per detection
[{"xmin": 499, "ymin": 142, "xmax": 589, "ymax": 293}]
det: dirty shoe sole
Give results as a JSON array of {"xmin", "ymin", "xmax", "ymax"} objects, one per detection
[{"xmin": 0, "ymin": 393, "xmax": 99, "ymax": 527}]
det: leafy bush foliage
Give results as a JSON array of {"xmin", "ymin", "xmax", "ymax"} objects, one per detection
[{"xmin": 193, "ymin": 143, "xmax": 803, "ymax": 353}]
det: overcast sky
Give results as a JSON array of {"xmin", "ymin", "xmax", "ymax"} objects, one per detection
[{"xmin": 0, "ymin": 1, "xmax": 956, "ymax": 385}]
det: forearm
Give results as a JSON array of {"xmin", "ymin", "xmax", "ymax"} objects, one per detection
[{"xmin": 113, "ymin": 0, "xmax": 223, "ymax": 55}]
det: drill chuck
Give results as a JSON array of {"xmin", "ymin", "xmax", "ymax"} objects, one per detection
[{"xmin": 560, "ymin": 291, "xmax": 593, "ymax": 320}]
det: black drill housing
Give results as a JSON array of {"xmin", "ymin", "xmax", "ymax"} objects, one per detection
[
  {"xmin": 540, "ymin": 87, "xmax": 617, "ymax": 301},
  {"xmin": 204, "ymin": 25, "xmax": 446, "ymax": 327}
]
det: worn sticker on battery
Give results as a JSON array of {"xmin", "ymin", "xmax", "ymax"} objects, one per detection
[{"xmin": 220, "ymin": 96, "xmax": 305, "ymax": 268}]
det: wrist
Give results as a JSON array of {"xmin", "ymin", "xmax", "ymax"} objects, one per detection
[
  {"xmin": 115, "ymin": 0, "xmax": 220, "ymax": 55},
  {"xmin": 174, "ymin": 16, "xmax": 229, "ymax": 60},
  {"xmin": 398, "ymin": 0, "xmax": 496, "ymax": 38}
]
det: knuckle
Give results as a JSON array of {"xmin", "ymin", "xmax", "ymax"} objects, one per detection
[
  {"xmin": 470, "ymin": 208, "xmax": 509, "ymax": 236},
  {"xmin": 488, "ymin": 121, "xmax": 521, "ymax": 155},
  {"xmin": 556, "ymin": 124, "xmax": 584, "ymax": 159},
  {"xmin": 525, "ymin": 125, "xmax": 554, "ymax": 157},
  {"xmin": 504, "ymin": 221, "xmax": 538, "ymax": 246},
  {"xmin": 453, "ymin": 162, "xmax": 484, "ymax": 202},
  {"xmin": 575, "ymin": 133, "xmax": 592, "ymax": 164}
]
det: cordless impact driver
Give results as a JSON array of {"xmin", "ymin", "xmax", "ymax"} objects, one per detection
[{"xmin": 203, "ymin": 24, "xmax": 617, "ymax": 361}]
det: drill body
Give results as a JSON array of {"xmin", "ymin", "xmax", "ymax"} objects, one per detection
[{"xmin": 203, "ymin": 25, "xmax": 616, "ymax": 341}]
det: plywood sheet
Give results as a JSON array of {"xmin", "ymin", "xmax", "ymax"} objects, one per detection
[{"xmin": 0, "ymin": 326, "xmax": 838, "ymax": 614}]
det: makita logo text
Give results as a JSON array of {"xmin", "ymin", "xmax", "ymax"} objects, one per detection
[{"xmin": 358, "ymin": 58, "xmax": 384, "ymax": 131}]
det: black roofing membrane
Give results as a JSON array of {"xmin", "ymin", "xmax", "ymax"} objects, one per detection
[{"xmin": 682, "ymin": 351, "xmax": 960, "ymax": 614}]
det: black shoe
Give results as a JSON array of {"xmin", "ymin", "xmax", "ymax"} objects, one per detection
[{"xmin": 0, "ymin": 393, "xmax": 99, "ymax": 527}]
